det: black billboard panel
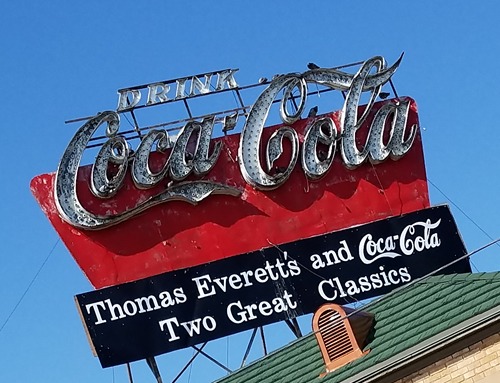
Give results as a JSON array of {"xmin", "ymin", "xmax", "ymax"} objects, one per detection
[{"xmin": 76, "ymin": 205, "xmax": 470, "ymax": 367}]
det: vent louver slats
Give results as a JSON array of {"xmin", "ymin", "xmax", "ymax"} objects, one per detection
[{"xmin": 313, "ymin": 304, "xmax": 373, "ymax": 376}]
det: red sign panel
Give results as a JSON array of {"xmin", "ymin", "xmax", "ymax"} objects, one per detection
[{"xmin": 31, "ymin": 98, "xmax": 429, "ymax": 289}]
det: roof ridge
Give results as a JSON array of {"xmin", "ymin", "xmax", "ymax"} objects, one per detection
[
  {"xmin": 368, "ymin": 272, "xmax": 500, "ymax": 310},
  {"xmin": 412, "ymin": 271, "xmax": 500, "ymax": 285}
]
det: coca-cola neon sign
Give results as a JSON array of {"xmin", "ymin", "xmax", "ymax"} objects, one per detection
[
  {"xmin": 31, "ymin": 55, "xmax": 429, "ymax": 288},
  {"xmin": 55, "ymin": 55, "xmax": 415, "ymax": 230}
]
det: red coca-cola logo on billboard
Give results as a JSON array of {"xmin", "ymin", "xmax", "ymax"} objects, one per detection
[{"xmin": 31, "ymin": 55, "xmax": 429, "ymax": 289}]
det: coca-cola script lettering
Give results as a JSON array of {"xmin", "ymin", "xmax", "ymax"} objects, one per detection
[
  {"xmin": 55, "ymin": 55, "xmax": 417, "ymax": 229},
  {"xmin": 359, "ymin": 218, "xmax": 442, "ymax": 265}
]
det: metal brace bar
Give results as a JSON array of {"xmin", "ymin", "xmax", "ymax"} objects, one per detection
[
  {"xmin": 84, "ymin": 86, "xmax": 335, "ymax": 148},
  {"xmin": 234, "ymin": 89, "xmax": 249, "ymax": 115},
  {"xmin": 171, "ymin": 343, "xmax": 207, "ymax": 383},
  {"xmin": 259, "ymin": 327, "xmax": 267, "ymax": 356},
  {"xmin": 66, "ymin": 83, "xmax": 336, "ymax": 125},
  {"xmin": 285, "ymin": 318, "xmax": 303, "ymax": 338},
  {"xmin": 241, "ymin": 328, "xmax": 258, "ymax": 368},
  {"xmin": 126, "ymin": 362, "xmax": 134, "ymax": 383},
  {"xmin": 129, "ymin": 110, "xmax": 142, "ymax": 139},
  {"xmin": 183, "ymin": 99, "xmax": 193, "ymax": 119},
  {"xmin": 389, "ymin": 78, "xmax": 399, "ymax": 99},
  {"xmin": 192, "ymin": 345, "xmax": 232, "ymax": 373},
  {"xmin": 146, "ymin": 356, "xmax": 163, "ymax": 383}
]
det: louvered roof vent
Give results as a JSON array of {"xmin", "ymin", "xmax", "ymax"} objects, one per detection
[{"xmin": 312, "ymin": 303, "xmax": 374, "ymax": 375}]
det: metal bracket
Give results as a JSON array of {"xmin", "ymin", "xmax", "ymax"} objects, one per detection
[{"xmin": 146, "ymin": 356, "xmax": 163, "ymax": 383}]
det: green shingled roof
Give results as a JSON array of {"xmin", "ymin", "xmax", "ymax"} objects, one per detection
[{"xmin": 215, "ymin": 272, "xmax": 500, "ymax": 383}]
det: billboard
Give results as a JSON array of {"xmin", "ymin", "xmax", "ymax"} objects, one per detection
[
  {"xmin": 76, "ymin": 205, "xmax": 470, "ymax": 367},
  {"xmin": 31, "ymin": 55, "xmax": 430, "ymax": 289}
]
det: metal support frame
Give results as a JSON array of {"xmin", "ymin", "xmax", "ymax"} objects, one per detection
[
  {"xmin": 171, "ymin": 343, "xmax": 207, "ymax": 383},
  {"xmin": 72, "ymin": 60, "xmax": 401, "ymax": 151},
  {"xmin": 172, "ymin": 342, "xmax": 233, "ymax": 383},
  {"xmin": 234, "ymin": 88, "xmax": 249, "ymax": 115},
  {"xmin": 389, "ymin": 78, "xmax": 399, "ymax": 98},
  {"xmin": 80, "ymin": 86, "xmax": 341, "ymax": 149},
  {"xmin": 125, "ymin": 322, "xmax": 303, "ymax": 382},
  {"xmin": 241, "ymin": 328, "xmax": 258, "ymax": 368},
  {"xmin": 285, "ymin": 318, "xmax": 303, "ymax": 338},
  {"xmin": 182, "ymin": 99, "xmax": 193, "ymax": 119},
  {"xmin": 146, "ymin": 356, "xmax": 163, "ymax": 383},
  {"xmin": 129, "ymin": 110, "xmax": 142, "ymax": 139},
  {"xmin": 126, "ymin": 363, "xmax": 134, "ymax": 383},
  {"xmin": 192, "ymin": 345, "xmax": 232, "ymax": 373},
  {"xmin": 259, "ymin": 327, "xmax": 268, "ymax": 356}
]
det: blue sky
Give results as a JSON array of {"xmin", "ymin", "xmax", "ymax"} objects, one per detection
[{"xmin": 0, "ymin": 1, "xmax": 499, "ymax": 382}]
